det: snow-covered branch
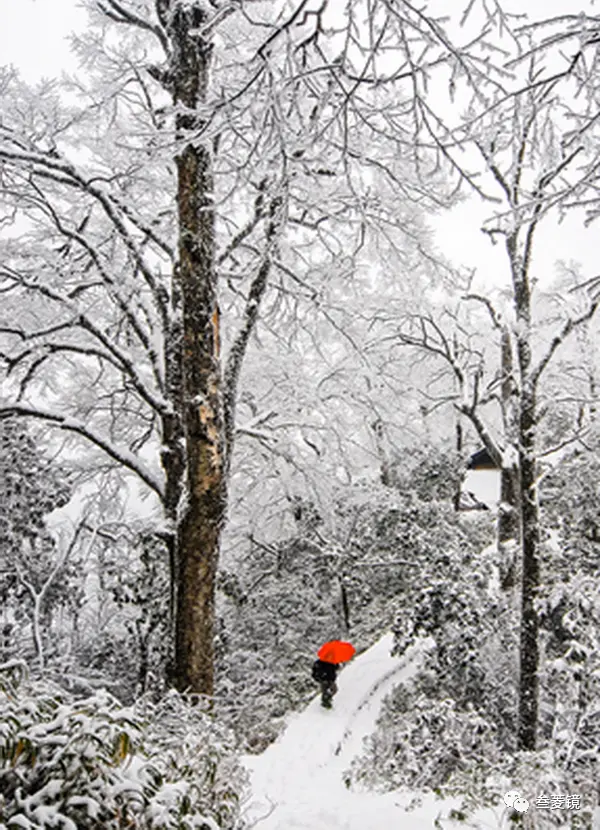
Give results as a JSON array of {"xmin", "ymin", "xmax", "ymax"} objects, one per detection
[
  {"xmin": 531, "ymin": 299, "xmax": 600, "ymax": 386},
  {"xmin": 0, "ymin": 405, "xmax": 165, "ymax": 499},
  {"xmin": 96, "ymin": 0, "xmax": 170, "ymax": 54},
  {"xmin": 2, "ymin": 268, "xmax": 169, "ymax": 416},
  {"xmin": 0, "ymin": 141, "xmax": 171, "ymax": 334},
  {"xmin": 223, "ymin": 187, "xmax": 286, "ymax": 466}
]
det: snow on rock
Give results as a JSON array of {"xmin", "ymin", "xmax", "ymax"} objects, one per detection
[{"xmin": 241, "ymin": 632, "xmax": 492, "ymax": 830}]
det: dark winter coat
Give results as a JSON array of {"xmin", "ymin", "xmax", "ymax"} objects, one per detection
[{"xmin": 312, "ymin": 659, "xmax": 338, "ymax": 683}]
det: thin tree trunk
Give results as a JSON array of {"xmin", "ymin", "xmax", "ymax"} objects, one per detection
[
  {"xmin": 339, "ymin": 578, "xmax": 351, "ymax": 634},
  {"xmin": 498, "ymin": 326, "xmax": 519, "ymax": 552},
  {"xmin": 453, "ymin": 417, "xmax": 463, "ymax": 511},
  {"xmin": 517, "ymin": 381, "xmax": 540, "ymax": 750},
  {"xmin": 498, "ymin": 469, "xmax": 519, "ymax": 544},
  {"xmin": 372, "ymin": 419, "xmax": 393, "ymax": 487},
  {"xmin": 509, "ymin": 228, "xmax": 541, "ymax": 751},
  {"xmin": 498, "ymin": 468, "xmax": 519, "ymax": 590},
  {"xmin": 32, "ymin": 592, "xmax": 45, "ymax": 674}
]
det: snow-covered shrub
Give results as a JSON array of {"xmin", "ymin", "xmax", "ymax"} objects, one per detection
[
  {"xmin": 393, "ymin": 545, "xmax": 518, "ymax": 747},
  {"xmin": 541, "ymin": 450, "xmax": 600, "ymax": 575},
  {"xmin": 353, "ymin": 675, "xmax": 598, "ymax": 825},
  {"xmin": 0, "ymin": 418, "xmax": 73, "ymax": 668},
  {"xmin": 537, "ymin": 455, "xmax": 600, "ymax": 798},
  {"xmin": 537, "ymin": 573, "xmax": 600, "ymax": 791},
  {"xmin": 349, "ymin": 538, "xmax": 518, "ymax": 796},
  {"xmin": 350, "ymin": 479, "xmax": 600, "ymax": 819},
  {"xmin": 351, "ymin": 685, "xmax": 500, "ymax": 793},
  {"xmin": 0, "ymin": 669, "xmax": 246, "ymax": 830},
  {"xmin": 75, "ymin": 529, "xmax": 172, "ymax": 702},
  {"xmin": 386, "ymin": 446, "xmax": 463, "ymax": 504}
]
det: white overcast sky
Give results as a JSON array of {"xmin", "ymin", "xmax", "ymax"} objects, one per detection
[
  {"xmin": 0, "ymin": 0, "xmax": 86, "ymax": 81},
  {"xmin": 0, "ymin": 0, "xmax": 598, "ymax": 295}
]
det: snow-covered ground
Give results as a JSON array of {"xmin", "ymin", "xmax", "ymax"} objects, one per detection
[{"xmin": 242, "ymin": 633, "xmax": 507, "ymax": 830}]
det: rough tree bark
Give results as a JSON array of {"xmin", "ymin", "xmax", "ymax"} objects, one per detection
[
  {"xmin": 507, "ymin": 227, "xmax": 540, "ymax": 751},
  {"xmin": 517, "ymin": 377, "xmax": 540, "ymax": 749},
  {"xmin": 167, "ymin": 2, "xmax": 225, "ymax": 697},
  {"xmin": 498, "ymin": 325, "xmax": 520, "ymax": 589},
  {"xmin": 498, "ymin": 327, "xmax": 519, "ymax": 540}
]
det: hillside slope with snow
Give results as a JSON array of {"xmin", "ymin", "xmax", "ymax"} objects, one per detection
[{"xmin": 242, "ymin": 633, "xmax": 507, "ymax": 830}]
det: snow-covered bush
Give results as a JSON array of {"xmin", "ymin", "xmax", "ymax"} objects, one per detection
[
  {"xmin": 393, "ymin": 543, "xmax": 518, "ymax": 746},
  {"xmin": 75, "ymin": 529, "xmax": 172, "ymax": 702},
  {"xmin": 538, "ymin": 573, "xmax": 600, "ymax": 789},
  {"xmin": 353, "ymin": 673, "xmax": 598, "ymax": 825},
  {"xmin": 541, "ymin": 450, "xmax": 600, "ymax": 575},
  {"xmin": 386, "ymin": 446, "xmax": 463, "ymax": 504},
  {"xmin": 0, "ymin": 418, "xmax": 73, "ymax": 668},
  {"xmin": 0, "ymin": 668, "xmax": 246, "ymax": 830},
  {"xmin": 349, "ymin": 467, "xmax": 600, "ymax": 820},
  {"xmin": 349, "ymin": 538, "xmax": 518, "ymax": 795},
  {"xmin": 351, "ymin": 684, "xmax": 500, "ymax": 793}
]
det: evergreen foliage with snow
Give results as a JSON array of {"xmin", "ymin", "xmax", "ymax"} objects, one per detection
[
  {"xmin": 0, "ymin": 665, "xmax": 246, "ymax": 830},
  {"xmin": 385, "ymin": 447, "xmax": 463, "ymax": 504},
  {"xmin": 541, "ymin": 450, "xmax": 600, "ymax": 573}
]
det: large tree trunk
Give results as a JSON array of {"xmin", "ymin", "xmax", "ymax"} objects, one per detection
[
  {"xmin": 169, "ymin": 3, "xmax": 225, "ymax": 696},
  {"xmin": 160, "ymin": 408, "xmax": 185, "ymax": 677}
]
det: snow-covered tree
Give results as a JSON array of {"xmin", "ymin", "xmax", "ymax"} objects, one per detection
[
  {"xmin": 0, "ymin": 0, "xmax": 452, "ymax": 695},
  {"xmin": 379, "ymin": 54, "xmax": 600, "ymax": 751},
  {"xmin": 0, "ymin": 419, "xmax": 73, "ymax": 671}
]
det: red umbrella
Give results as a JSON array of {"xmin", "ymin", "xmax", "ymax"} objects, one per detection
[{"xmin": 317, "ymin": 640, "xmax": 356, "ymax": 664}]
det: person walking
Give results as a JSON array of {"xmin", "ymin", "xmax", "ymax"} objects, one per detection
[
  {"xmin": 312, "ymin": 658, "xmax": 339, "ymax": 708},
  {"xmin": 312, "ymin": 640, "xmax": 356, "ymax": 709}
]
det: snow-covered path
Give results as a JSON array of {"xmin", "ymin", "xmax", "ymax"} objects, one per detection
[{"xmin": 242, "ymin": 633, "xmax": 493, "ymax": 830}]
